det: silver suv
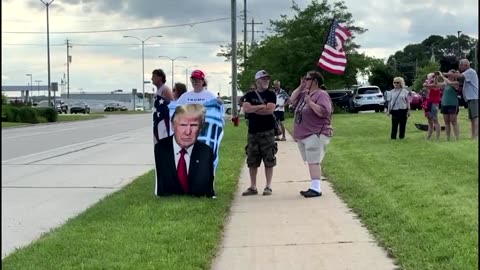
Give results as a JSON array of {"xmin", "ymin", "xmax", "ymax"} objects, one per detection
[{"xmin": 350, "ymin": 85, "xmax": 384, "ymax": 113}]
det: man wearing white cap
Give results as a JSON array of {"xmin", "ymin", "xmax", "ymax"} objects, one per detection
[{"xmin": 241, "ymin": 70, "xmax": 278, "ymax": 196}]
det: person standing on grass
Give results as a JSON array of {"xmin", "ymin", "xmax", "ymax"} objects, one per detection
[
  {"xmin": 273, "ymin": 80, "xmax": 290, "ymax": 141},
  {"xmin": 446, "ymin": 59, "xmax": 478, "ymax": 140},
  {"xmin": 290, "ymin": 70, "xmax": 333, "ymax": 198},
  {"xmin": 423, "ymin": 72, "xmax": 442, "ymax": 140},
  {"xmin": 387, "ymin": 77, "xmax": 410, "ymax": 140},
  {"xmin": 438, "ymin": 71, "xmax": 461, "ymax": 140},
  {"xmin": 241, "ymin": 70, "xmax": 277, "ymax": 196}
]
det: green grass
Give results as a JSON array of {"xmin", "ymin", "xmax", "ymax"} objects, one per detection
[
  {"xmin": 2, "ymin": 123, "xmax": 247, "ymax": 270},
  {"xmin": 57, "ymin": 114, "xmax": 105, "ymax": 122},
  {"xmin": 286, "ymin": 109, "xmax": 478, "ymax": 270},
  {"xmin": 1, "ymin": 122, "xmax": 31, "ymax": 128}
]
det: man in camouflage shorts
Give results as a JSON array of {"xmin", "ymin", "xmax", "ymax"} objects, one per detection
[{"xmin": 241, "ymin": 70, "xmax": 278, "ymax": 196}]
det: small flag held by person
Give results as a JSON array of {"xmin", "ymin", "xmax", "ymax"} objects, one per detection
[{"xmin": 317, "ymin": 20, "xmax": 352, "ymax": 75}]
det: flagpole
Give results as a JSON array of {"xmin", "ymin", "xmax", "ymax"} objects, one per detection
[{"xmin": 308, "ymin": 17, "xmax": 336, "ymax": 93}]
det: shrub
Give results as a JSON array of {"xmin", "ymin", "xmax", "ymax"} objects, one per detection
[
  {"xmin": 332, "ymin": 104, "xmax": 349, "ymax": 114},
  {"xmin": 18, "ymin": 107, "xmax": 39, "ymax": 124},
  {"xmin": 5, "ymin": 106, "xmax": 21, "ymax": 122},
  {"xmin": 35, "ymin": 107, "xmax": 58, "ymax": 122},
  {"xmin": 1, "ymin": 93, "xmax": 7, "ymax": 105}
]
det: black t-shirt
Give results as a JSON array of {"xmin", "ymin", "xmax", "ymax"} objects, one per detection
[{"xmin": 243, "ymin": 90, "xmax": 277, "ymax": 133}]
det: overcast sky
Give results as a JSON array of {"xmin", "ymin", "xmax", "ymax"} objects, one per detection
[{"xmin": 2, "ymin": 0, "xmax": 478, "ymax": 96}]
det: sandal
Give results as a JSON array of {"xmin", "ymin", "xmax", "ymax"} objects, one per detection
[
  {"xmin": 262, "ymin": 187, "xmax": 272, "ymax": 196},
  {"xmin": 242, "ymin": 187, "xmax": 258, "ymax": 196}
]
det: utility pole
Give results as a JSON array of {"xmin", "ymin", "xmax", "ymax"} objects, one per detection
[
  {"xmin": 246, "ymin": 18, "xmax": 263, "ymax": 49},
  {"xmin": 243, "ymin": 0, "xmax": 247, "ymax": 63},
  {"xmin": 66, "ymin": 39, "xmax": 72, "ymax": 99},
  {"xmin": 231, "ymin": 0, "xmax": 238, "ymax": 118}
]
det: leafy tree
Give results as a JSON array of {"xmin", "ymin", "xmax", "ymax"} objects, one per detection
[
  {"xmin": 412, "ymin": 61, "xmax": 440, "ymax": 92},
  {"xmin": 383, "ymin": 34, "xmax": 477, "ymax": 86},
  {"xmin": 2, "ymin": 93, "xmax": 7, "ymax": 105},
  {"xmin": 218, "ymin": 0, "xmax": 372, "ymax": 92},
  {"xmin": 368, "ymin": 60, "xmax": 395, "ymax": 91}
]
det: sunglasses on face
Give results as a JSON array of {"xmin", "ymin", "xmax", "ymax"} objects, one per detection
[
  {"xmin": 393, "ymin": 82, "xmax": 400, "ymax": 84},
  {"xmin": 305, "ymin": 77, "xmax": 313, "ymax": 81},
  {"xmin": 191, "ymin": 78, "xmax": 203, "ymax": 83}
]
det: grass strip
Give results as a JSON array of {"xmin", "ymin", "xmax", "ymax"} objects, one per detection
[
  {"xmin": 2, "ymin": 123, "xmax": 248, "ymax": 270},
  {"xmin": 286, "ymin": 109, "xmax": 478, "ymax": 270}
]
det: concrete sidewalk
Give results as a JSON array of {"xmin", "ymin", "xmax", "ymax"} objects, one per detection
[{"xmin": 211, "ymin": 131, "xmax": 398, "ymax": 270}]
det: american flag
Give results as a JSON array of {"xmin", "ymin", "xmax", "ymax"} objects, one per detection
[
  {"xmin": 153, "ymin": 95, "xmax": 171, "ymax": 142},
  {"xmin": 318, "ymin": 20, "xmax": 352, "ymax": 75}
]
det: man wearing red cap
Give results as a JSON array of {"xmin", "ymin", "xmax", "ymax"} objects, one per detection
[{"xmin": 176, "ymin": 69, "xmax": 217, "ymax": 104}]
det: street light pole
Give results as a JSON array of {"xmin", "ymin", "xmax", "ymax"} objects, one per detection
[
  {"xmin": 184, "ymin": 65, "xmax": 198, "ymax": 86},
  {"xmin": 40, "ymin": 0, "xmax": 54, "ymax": 107},
  {"xmin": 26, "ymin": 74, "xmax": 32, "ymax": 102},
  {"xmin": 35, "ymin": 80, "xmax": 42, "ymax": 97},
  {"xmin": 123, "ymin": 35, "xmax": 162, "ymax": 110},
  {"xmin": 158, "ymin": 56, "xmax": 187, "ymax": 89}
]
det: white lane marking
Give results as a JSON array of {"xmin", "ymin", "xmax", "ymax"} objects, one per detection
[
  {"xmin": 2, "ymin": 118, "xmax": 148, "ymax": 140},
  {"xmin": 1, "ymin": 127, "xmax": 149, "ymax": 164}
]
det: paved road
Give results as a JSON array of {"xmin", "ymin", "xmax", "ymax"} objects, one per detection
[{"xmin": 1, "ymin": 114, "xmax": 154, "ymax": 258}]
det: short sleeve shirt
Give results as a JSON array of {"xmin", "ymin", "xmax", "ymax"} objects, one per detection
[
  {"xmin": 462, "ymin": 68, "xmax": 479, "ymax": 101},
  {"xmin": 243, "ymin": 90, "xmax": 277, "ymax": 134}
]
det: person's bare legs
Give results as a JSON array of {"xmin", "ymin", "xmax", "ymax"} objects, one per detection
[
  {"xmin": 265, "ymin": 167, "xmax": 273, "ymax": 188},
  {"xmin": 248, "ymin": 167, "xmax": 258, "ymax": 189},
  {"xmin": 279, "ymin": 121, "xmax": 286, "ymax": 140},
  {"xmin": 427, "ymin": 118, "xmax": 434, "ymax": 139},
  {"xmin": 433, "ymin": 118, "xmax": 441, "ymax": 140},
  {"xmin": 443, "ymin": 114, "xmax": 451, "ymax": 140},
  {"xmin": 451, "ymin": 114, "xmax": 460, "ymax": 140},
  {"xmin": 471, "ymin": 118, "xmax": 479, "ymax": 140}
]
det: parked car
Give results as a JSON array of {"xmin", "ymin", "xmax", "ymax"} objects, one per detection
[
  {"xmin": 409, "ymin": 90, "xmax": 424, "ymax": 110},
  {"xmin": 36, "ymin": 100, "xmax": 68, "ymax": 114},
  {"xmin": 223, "ymin": 100, "xmax": 232, "ymax": 115},
  {"xmin": 327, "ymin": 89, "xmax": 354, "ymax": 112},
  {"xmin": 104, "ymin": 103, "xmax": 120, "ymax": 112},
  {"xmin": 55, "ymin": 99, "xmax": 68, "ymax": 114},
  {"xmin": 120, "ymin": 104, "xmax": 128, "ymax": 111},
  {"xmin": 350, "ymin": 85, "xmax": 384, "ymax": 113},
  {"xmin": 70, "ymin": 102, "xmax": 90, "ymax": 114}
]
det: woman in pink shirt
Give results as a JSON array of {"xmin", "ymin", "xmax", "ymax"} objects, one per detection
[
  {"xmin": 290, "ymin": 71, "xmax": 333, "ymax": 198},
  {"xmin": 423, "ymin": 72, "xmax": 443, "ymax": 140}
]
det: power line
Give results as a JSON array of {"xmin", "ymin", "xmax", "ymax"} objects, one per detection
[
  {"xmin": 2, "ymin": 41, "xmax": 228, "ymax": 47},
  {"xmin": 2, "ymin": 17, "xmax": 231, "ymax": 34}
]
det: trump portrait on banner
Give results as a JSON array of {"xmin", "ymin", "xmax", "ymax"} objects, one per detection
[{"xmin": 154, "ymin": 104, "xmax": 215, "ymax": 197}]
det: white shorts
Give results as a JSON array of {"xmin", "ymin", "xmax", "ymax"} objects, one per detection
[{"xmin": 297, "ymin": 134, "xmax": 331, "ymax": 164}]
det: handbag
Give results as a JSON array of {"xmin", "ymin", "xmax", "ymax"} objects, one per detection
[{"xmin": 254, "ymin": 90, "xmax": 282, "ymax": 136}]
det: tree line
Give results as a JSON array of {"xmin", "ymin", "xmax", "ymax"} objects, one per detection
[{"xmin": 217, "ymin": 0, "xmax": 478, "ymax": 94}]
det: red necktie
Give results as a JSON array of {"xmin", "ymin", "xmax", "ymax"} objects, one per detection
[{"xmin": 177, "ymin": 148, "xmax": 188, "ymax": 193}]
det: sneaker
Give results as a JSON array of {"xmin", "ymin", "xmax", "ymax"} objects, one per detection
[
  {"xmin": 300, "ymin": 189, "xmax": 322, "ymax": 198},
  {"xmin": 242, "ymin": 187, "xmax": 258, "ymax": 196},
  {"xmin": 262, "ymin": 187, "xmax": 272, "ymax": 196}
]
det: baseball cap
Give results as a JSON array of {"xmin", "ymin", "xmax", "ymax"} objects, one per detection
[
  {"xmin": 191, "ymin": 70, "xmax": 205, "ymax": 80},
  {"xmin": 255, "ymin": 70, "xmax": 270, "ymax": 80}
]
